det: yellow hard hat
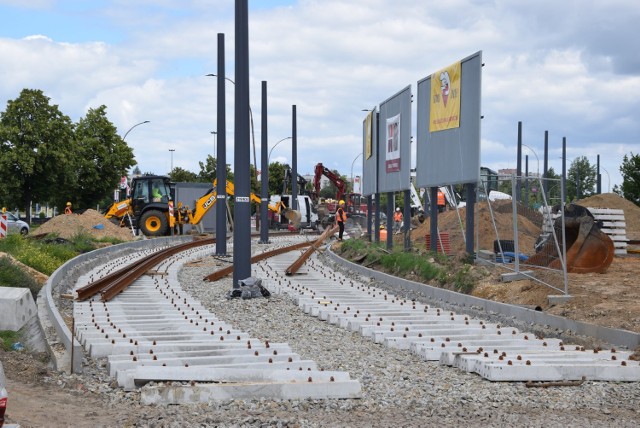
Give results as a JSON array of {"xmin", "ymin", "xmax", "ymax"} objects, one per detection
[
  {"xmin": 339, "ymin": 200, "xmax": 345, "ymax": 205},
  {"xmin": 380, "ymin": 225, "xmax": 385, "ymax": 229},
  {"xmin": 66, "ymin": 202, "xmax": 71, "ymax": 206}
]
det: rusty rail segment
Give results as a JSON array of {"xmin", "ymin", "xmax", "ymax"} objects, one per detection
[
  {"xmin": 285, "ymin": 226, "xmax": 338, "ymax": 275},
  {"xmin": 100, "ymin": 238, "xmax": 214, "ymax": 302},
  {"xmin": 75, "ymin": 238, "xmax": 213, "ymax": 301},
  {"xmin": 203, "ymin": 241, "xmax": 313, "ymax": 282}
]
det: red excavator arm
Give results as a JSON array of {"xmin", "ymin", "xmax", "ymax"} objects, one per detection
[{"xmin": 314, "ymin": 163, "xmax": 346, "ymax": 202}]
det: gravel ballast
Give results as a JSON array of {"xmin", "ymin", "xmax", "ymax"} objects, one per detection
[{"xmin": 34, "ymin": 239, "xmax": 640, "ymax": 427}]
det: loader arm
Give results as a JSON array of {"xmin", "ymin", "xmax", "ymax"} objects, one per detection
[{"xmin": 104, "ymin": 199, "xmax": 132, "ymax": 219}]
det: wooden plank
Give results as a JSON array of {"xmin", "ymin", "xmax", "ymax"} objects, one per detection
[
  {"xmin": 586, "ymin": 208, "xmax": 624, "ymax": 215},
  {"xmin": 598, "ymin": 221, "xmax": 627, "ymax": 228},
  {"xmin": 545, "ymin": 206, "xmax": 628, "ymax": 255},
  {"xmin": 600, "ymin": 228, "xmax": 627, "ymax": 235},
  {"xmin": 592, "ymin": 214, "xmax": 626, "ymax": 222}
]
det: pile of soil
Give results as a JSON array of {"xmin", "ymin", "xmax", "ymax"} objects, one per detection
[
  {"xmin": 412, "ymin": 199, "xmax": 540, "ymax": 255},
  {"xmin": 411, "ymin": 193, "xmax": 640, "ymax": 254},
  {"xmin": 577, "ymin": 193, "xmax": 640, "ymax": 239},
  {"xmin": 35, "ymin": 209, "xmax": 137, "ymax": 242}
]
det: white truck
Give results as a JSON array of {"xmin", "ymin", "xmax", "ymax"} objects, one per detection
[{"xmin": 269, "ymin": 194, "xmax": 319, "ymax": 230}]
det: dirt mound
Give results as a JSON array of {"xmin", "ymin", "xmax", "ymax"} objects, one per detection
[
  {"xmin": 410, "ymin": 193, "xmax": 640, "ymax": 253},
  {"xmin": 412, "ymin": 200, "xmax": 539, "ymax": 254},
  {"xmin": 577, "ymin": 193, "xmax": 640, "ymax": 238},
  {"xmin": 35, "ymin": 209, "xmax": 137, "ymax": 242}
]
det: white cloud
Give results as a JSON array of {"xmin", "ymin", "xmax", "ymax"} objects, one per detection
[{"xmin": 0, "ymin": 0, "xmax": 638, "ymax": 193}]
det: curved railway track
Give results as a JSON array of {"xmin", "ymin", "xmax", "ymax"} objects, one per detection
[{"xmin": 68, "ymin": 234, "xmax": 640, "ymax": 404}]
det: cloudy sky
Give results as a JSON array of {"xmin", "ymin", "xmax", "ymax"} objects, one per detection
[{"xmin": 1, "ymin": 0, "xmax": 638, "ymax": 192}]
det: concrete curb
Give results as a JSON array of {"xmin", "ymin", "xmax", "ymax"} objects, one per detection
[
  {"xmin": 40, "ymin": 236, "xmax": 193, "ymax": 373},
  {"xmin": 325, "ymin": 246, "xmax": 640, "ymax": 350}
]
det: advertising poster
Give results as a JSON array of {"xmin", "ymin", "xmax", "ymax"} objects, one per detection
[
  {"xmin": 386, "ymin": 113, "xmax": 401, "ymax": 173},
  {"xmin": 364, "ymin": 110, "xmax": 373, "ymax": 159},
  {"xmin": 429, "ymin": 61, "xmax": 461, "ymax": 132}
]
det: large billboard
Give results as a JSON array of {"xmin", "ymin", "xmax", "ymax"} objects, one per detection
[
  {"xmin": 416, "ymin": 51, "xmax": 482, "ymax": 187},
  {"xmin": 362, "ymin": 108, "xmax": 377, "ymax": 196},
  {"xmin": 378, "ymin": 86, "xmax": 412, "ymax": 193}
]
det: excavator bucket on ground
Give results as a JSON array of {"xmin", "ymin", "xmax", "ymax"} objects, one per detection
[
  {"xmin": 527, "ymin": 204, "xmax": 615, "ymax": 274},
  {"xmin": 284, "ymin": 209, "xmax": 302, "ymax": 228}
]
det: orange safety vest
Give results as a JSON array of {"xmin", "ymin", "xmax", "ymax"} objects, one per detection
[
  {"xmin": 437, "ymin": 191, "xmax": 445, "ymax": 206},
  {"xmin": 393, "ymin": 211, "xmax": 403, "ymax": 222},
  {"xmin": 336, "ymin": 207, "xmax": 347, "ymax": 223}
]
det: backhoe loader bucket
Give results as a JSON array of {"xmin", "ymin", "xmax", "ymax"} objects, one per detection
[
  {"xmin": 284, "ymin": 209, "xmax": 302, "ymax": 228},
  {"xmin": 527, "ymin": 204, "xmax": 615, "ymax": 274}
]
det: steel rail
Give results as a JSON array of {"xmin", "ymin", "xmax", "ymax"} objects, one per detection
[
  {"xmin": 100, "ymin": 238, "xmax": 214, "ymax": 302},
  {"xmin": 77, "ymin": 231, "xmax": 319, "ymax": 301},
  {"xmin": 203, "ymin": 241, "xmax": 313, "ymax": 282},
  {"xmin": 75, "ymin": 238, "xmax": 213, "ymax": 301},
  {"xmin": 285, "ymin": 226, "xmax": 338, "ymax": 275}
]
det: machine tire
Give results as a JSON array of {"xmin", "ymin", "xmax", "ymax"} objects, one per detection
[{"xmin": 140, "ymin": 210, "xmax": 168, "ymax": 236}]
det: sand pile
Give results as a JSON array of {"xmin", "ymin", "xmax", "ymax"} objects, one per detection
[
  {"xmin": 35, "ymin": 209, "xmax": 137, "ymax": 242},
  {"xmin": 413, "ymin": 199, "xmax": 540, "ymax": 254},
  {"xmin": 577, "ymin": 193, "xmax": 640, "ymax": 238}
]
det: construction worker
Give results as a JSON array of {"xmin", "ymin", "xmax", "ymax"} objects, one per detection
[
  {"xmin": 379, "ymin": 224, "xmax": 387, "ymax": 241},
  {"xmin": 393, "ymin": 207, "xmax": 403, "ymax": 234},
  {"xmin": 336, "ymin": 200, "xmax": 347, "ymax": 241},
  {"xmin": 64, "ymin": 202, "xmax": 72, "ymax": 215},
  {"xmin": 437, "ymin": 190, "xmax": 446, "ymax": 213}
]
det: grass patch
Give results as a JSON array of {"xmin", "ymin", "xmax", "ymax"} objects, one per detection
[
  {"xmin": 337, "ymin": 237, "xmax": 481, "ymax": 293},
  {"xmin": 0, "ymin": 330, "xmax": 20, "ymax": 351},
  {"xmin": 0, "ymin": 257, "xmax": 41, "ymax": 299},
  {"xmin": 0, "ymin": 232, "xmax": 120, "ymax": 277}
]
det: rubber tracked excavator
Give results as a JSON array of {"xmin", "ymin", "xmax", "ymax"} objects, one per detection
[{"xmin": 527, "ymin": 203, "xmax": 615, "ymax": 274}]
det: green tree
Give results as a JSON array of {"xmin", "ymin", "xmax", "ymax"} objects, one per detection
[
  {"xmin": 268, "ymin": 161, "xmax": 288, "ymax": 196},
  {"xmin": 617, "ymin": 152, "xmax": 640, "ymax": 206},
  {"xmin": 0, "ymin": 89, "xmax": 76, "ymax": 222},
  {"xmin": 197, "ymin": 155, "xmax": 234, "ymax": 184},
  {"xmin": 170, "ymin": 167, "xmax": 198, "ymax": 182},
  {"xmin": 131, "ymin": 165, "xmax": 141, "ymax": 176},
  {"xmin": 567, "ymin": 156, "xmax": 596, "ymax": 201},
  {"xmin": 543, "ymin": 167, "xmax": 562, "ymax": 205},
  {"xmin": 73, "ymin": 105, "xmax": 135, "ymax": 209}
]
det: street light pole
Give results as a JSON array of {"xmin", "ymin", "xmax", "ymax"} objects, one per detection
[
  {"xmin": 122, "ymin": 120, "xmax": 150, "ymax": 141},
  {"xmin": 351, "ymin": 152, "xmax": 363, "ymax": 192},
  {"xmin": 169, "ymin": 149, "xmax": 175, "ymax": 173},
  {"xmin": 206, "ymin": 74, "xmax": 258, "ymax": 184},
  {"xmin": 521, "ymin": 144, "xmax": 539, "ymax": 176},
  {"xmin": 601, "ymin": 167, "xmax": 610, "ymax": 193},
  {"xmin": 268, "ymin": 136, "xmax": 292, "ymax": 163}
]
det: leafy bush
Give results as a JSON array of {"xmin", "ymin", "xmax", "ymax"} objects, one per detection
[
  {"xmin": 0, "ymin": 257, "xmax": 40, "ymax": 299},
  {"xmin": 453, "ymin": 265, "xmax": 475, "ymax": 294}
]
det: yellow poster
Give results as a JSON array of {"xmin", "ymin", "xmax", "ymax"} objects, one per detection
[
  {"xmin": 364, "ymin": 111, "xmax": 373, "ymax": 159},
  {"xmin": 429, "ymin": 61, "xmax": 461, "ymax": 132}
]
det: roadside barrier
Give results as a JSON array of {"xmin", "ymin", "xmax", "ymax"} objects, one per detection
[{"xmin": 0, "ymin": 214, "xmax": 7, "ymax": 238}]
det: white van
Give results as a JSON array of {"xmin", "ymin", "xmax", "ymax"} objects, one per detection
[{"xmin": 269, "ymin": 194, "xmax": 319, "ymax": 230}]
